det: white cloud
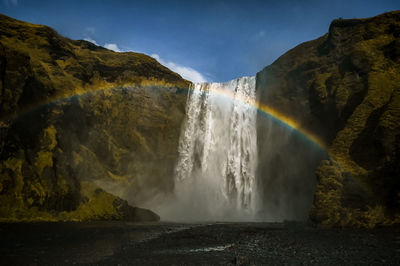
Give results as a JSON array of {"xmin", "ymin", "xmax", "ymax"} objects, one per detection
[
  {"xmin": 83, "ymin": 37, "xmax": 99, "ymax": 46},
  {"xmin": 151, "ymin": 54, "xmax": 206, "ymax": 83},
  {"xmin": 83, "ymin": 38, "xmax": 122, "ymax": 53},
  {"xmin": 80, "ymin": 38, "xmax": 205, "ymax": 82},
  {"xmin": 104, "ymin": 43, "xmax": 122, "ymax": 52}
]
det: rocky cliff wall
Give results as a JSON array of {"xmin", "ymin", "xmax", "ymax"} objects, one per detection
[
  {"xmin": 256, "ymin": 11, "xmax": 400, "ymax": 227},
  {"xmin": 0, "ymin": 14, "xmax": 189, "ymax": 221}
]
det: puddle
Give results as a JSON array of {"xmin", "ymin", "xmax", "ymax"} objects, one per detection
[
  {"xmin": 156, "ymin": 244, "xmax": 233, "ymax": 254},
  {"xmin": 186, "ymin": 244, "xmax": 233, "ymax": 252}
]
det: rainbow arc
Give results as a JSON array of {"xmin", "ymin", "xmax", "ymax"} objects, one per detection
[{"xmin": 2, "ymin": 83, "xmax": 326, "ymax": 150}]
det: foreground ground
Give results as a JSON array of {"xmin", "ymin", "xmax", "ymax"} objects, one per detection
[{"xmin": 0, "ymin": 221, "xmax": 399, "ymax": 265}]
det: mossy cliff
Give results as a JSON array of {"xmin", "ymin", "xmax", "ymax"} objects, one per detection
[
  {"xmin": 256, "ymin": 11, "xmax": 400, "ymax": 227},
  {"xmin": 0, "ymin": 14, "xmax": 188, "ymax": 119},
  {"xmin": 0, "ymin": 14, "xmax": 189, "ymax": 222}
]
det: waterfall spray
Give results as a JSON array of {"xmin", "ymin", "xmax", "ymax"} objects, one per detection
[{"xmin": 166, "ymin": 76, "xmax": 258, "ymax": 221}]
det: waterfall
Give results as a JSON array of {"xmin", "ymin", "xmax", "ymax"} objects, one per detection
[{"xmin": 171, "ymin": 76, "xmax": 258, "ymax": 221}]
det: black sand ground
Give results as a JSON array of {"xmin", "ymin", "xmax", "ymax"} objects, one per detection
[{"xmin": 0, "ymin": 222, "xmax": 399, "ymax": 265}]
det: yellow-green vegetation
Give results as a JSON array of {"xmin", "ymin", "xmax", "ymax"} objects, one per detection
[
  {"xmin": 312, "ymin": 73, "xmax": 331, "ymax": 103},
  {"xmin": 0, "ymin": 155, "xmax": 25, "ymax": 216},
  {"xmin": 329, "ymin": 71, "xmax": 399, "ymax": 177},
  {"xmin": 0, "ymin": 180, "xmax": 130, "ymax": 222},
  {"xmin": 0, "ymin": 13, "xmax": 190, "ymax": 119},
  {"xmin": 59, "ymin": 182, "xmax": 119, "ymax": 221},
  {"xmin": 257, "ymin": 11, "xmax": 400, "ymax": 227},
  {"xmin": 0, "ymin": 151, "xmax": 54, "ymax": 222},
  {"xmin": 310, "ymin": 160, "xmax": 400, "ymax": 228},
  {"xmin": 35, "ymin": 151, "xmax": 53, "ymax": 176},
  {"xmin": 0, "ymin": 14, "xmax": 187, "ymax": 222},
  {"xmin": 71, "ymin": 85, "xmax": 186, "ymax": 205}
]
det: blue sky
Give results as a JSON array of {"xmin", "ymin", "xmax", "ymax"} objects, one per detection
[{"xmin": 1, "ymin": 0, "xmax": 399, "ymax": 82}]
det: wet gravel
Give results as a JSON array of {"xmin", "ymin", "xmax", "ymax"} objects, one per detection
[{"xmin": 0, "ymin": 221, "xmax": 399, "ymax": 265}]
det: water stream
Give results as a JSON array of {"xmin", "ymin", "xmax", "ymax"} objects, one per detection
[{"xmin": 169, "ymin": 76, "xmax": 258, "ymax": 221}]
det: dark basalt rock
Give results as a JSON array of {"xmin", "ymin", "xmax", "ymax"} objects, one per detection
[
  {"xmin": 257, "ymin": 10, "xmax": 400, "ymax": 227},
  {"xmin": 113, "ymin": 198, "xmax": 160, "ymax": 222},
  {"xmin": 0, "ymin": 14, "xmax": 188, "ymax": 222}
]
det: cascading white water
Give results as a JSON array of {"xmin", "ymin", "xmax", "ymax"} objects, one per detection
[{"xmin": 168, "ymin": 76, "xmax": 258, "ymax": 221}]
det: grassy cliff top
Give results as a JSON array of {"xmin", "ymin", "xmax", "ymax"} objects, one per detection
[{"xmin": 0, "ymin": 14, "xmax": 190, "ymax": 118}]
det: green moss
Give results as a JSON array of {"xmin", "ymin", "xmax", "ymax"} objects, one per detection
[
  {"xmin": 335, "ymin": 86, "xmax": 350, "ymax": 112},
  {"xmin": 60, "ymin": 182, "xmax": 120, "ymax": 221},
  {"xmin": 0, "ymin": 178, "xmax": 129, "ymax": 222},
  {"xmin": 132, "ymin": 129, "xmax": 154, "ymax": 157},
  {"xmin": 0, "ymin": 14, "xmax": 187, "ymax": 223},
  {"xmin": 0, "ymin": 193, "xmax": 57, "ymax": 222},
  {"xmin": 28, "ymin": 182, "xmax": 46, "ymax": 204},
  {"xmin": 4, "ymin": 157, "xmax": 24, "ymax": 200},
  {"xmin": 311, "ymin": 160, "xmax": 400, "ymax": 228},
  {"xmin": 0, "ymin": 14, "xmax": 190, "ymax": 120},
  {"xmin": 35, "ymin": 151, "xmax": 53, "ymax": 176},
  {"xmin": 378, "ymin": 81, "xmax": 400, "ymax": 130},
  {"xmin": 33, "ymin": 125, "xmax": 58, "ymax": 175},
  {"xmin": 313, "ymin": 73, "xmax": 331, "ymax": 103},
  {"xmin": 43, "ymin": 125, "xmax": 58, "ymax": 150},
  {"xmin": 256, "ymin": 11, "xmax": 400, "ymax": 227}
]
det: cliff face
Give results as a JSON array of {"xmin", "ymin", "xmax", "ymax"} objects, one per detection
[
  {"xmin": 0, "ymin": 14, "xmax": 188, "ymax": 119},
  {"xmin": 0, "ymin": 14, "xmax": 189, "ymax": 221},
  {"xmin": 256, "ymin": 11, "xmax": 400, "ymax": 227}
]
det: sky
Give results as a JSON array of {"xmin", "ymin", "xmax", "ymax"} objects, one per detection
[{"xmin": 1, "ymin": 0, "xmax": 399, "ymax": 82}]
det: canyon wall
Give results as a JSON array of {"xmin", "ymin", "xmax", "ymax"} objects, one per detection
[
  {"xmin": 256, "ymin": 11, "xmax": 400, "ymax": 227},
  {"xmin": 0, "ymin": 14, "xmax": 189, "ymax": 221}
]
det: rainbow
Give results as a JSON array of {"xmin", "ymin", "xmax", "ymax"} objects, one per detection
[
  {"xmin": 191, "ymin": 84, "xmax": 327, "ymax": 150},
  {"xmin": 2, "ymin": 83, "xmax": 326, "ymax": 150}
]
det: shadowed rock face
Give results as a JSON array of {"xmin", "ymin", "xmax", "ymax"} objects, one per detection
[
  {"xmin": 256, "ymin": 11, "xmax": 400, "ymax": 227},
  {"xmin": 0, "ymin": 14, "xmax": 189, "ymax": 222}
]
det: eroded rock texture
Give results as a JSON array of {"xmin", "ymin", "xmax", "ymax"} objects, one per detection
[
  {"xmin": 0, "ymin": 14, "xmax": 188, "ymax": 221},
  {"xmin": 257, "ymin": 11, "xmax": 400, "ymax": 227}
]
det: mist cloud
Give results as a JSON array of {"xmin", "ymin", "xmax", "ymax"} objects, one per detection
[
  {"xmin": 84, "ymin": 37, "xmax": 99, "ymax": 46},
  {"xmin": 151, "ymin": 54, "xmax": 206, "ymax": 83},
  {"xmin": 81, "ymin": 38, "xmax": 206, "ymax": 82},
  {"xmin": 83, "ymin": 37, "xmax": 122, "ymax": 52},
  {"xmin": 104, "ymin": 43, "xmax": 122, "ymax": 52}
]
